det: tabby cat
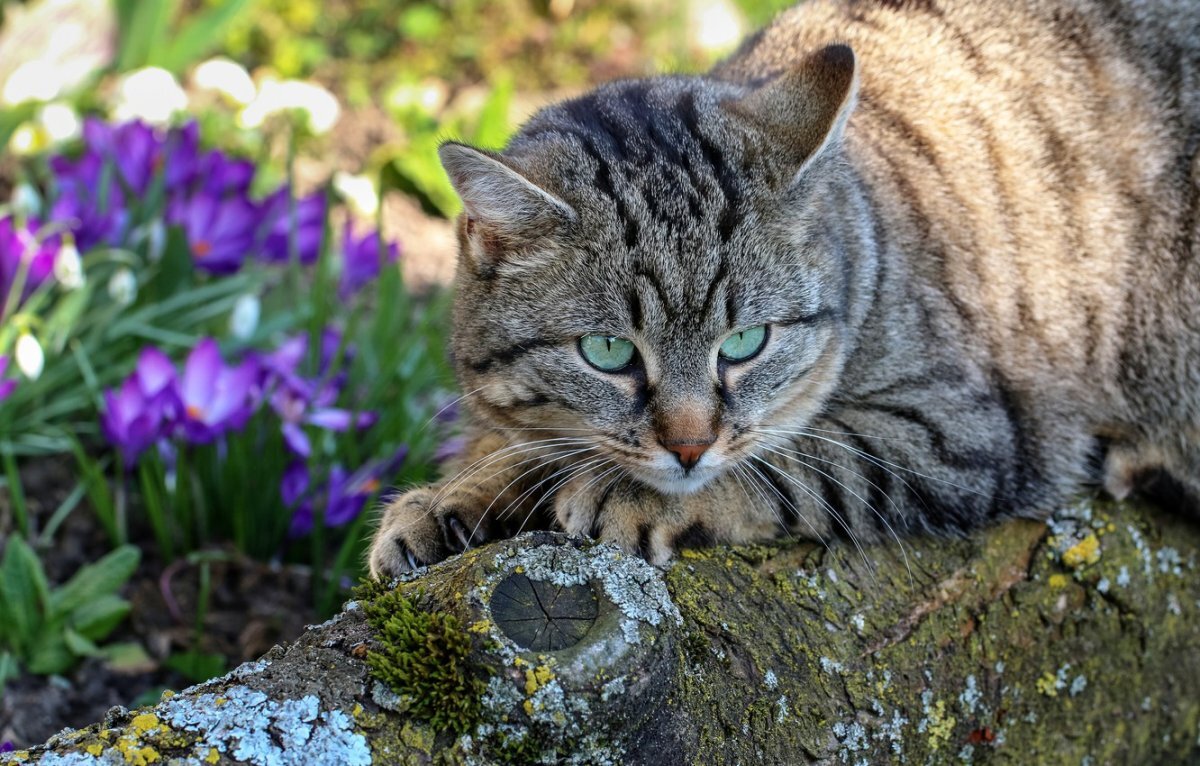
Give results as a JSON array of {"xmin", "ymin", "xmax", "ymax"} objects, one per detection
[{"xmin": 369, "ymin": 0, "xmax": 1200, "ymax": 578}]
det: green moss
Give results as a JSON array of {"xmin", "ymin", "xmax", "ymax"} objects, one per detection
[{"xmin": 362, "ymin": 586, "xmax": 488, "ymax": 737}]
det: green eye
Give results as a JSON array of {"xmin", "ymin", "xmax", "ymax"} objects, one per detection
[
  {"xmin": 579, "ymin": 335, "xmax": 637, "ymax": 371},
  {"xmin": 719, "ymin": 325, "xmax": 768, "ymax": 362}
]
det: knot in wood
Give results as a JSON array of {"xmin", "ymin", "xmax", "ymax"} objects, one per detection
[{"xmin": 489, "ymin": 572, "xmax": 599, "ymax": 651}]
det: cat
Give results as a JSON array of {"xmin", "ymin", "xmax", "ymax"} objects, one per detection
[{"xmin": 368, "ymin": 0, "xmax": 1200, "ymax": 578}]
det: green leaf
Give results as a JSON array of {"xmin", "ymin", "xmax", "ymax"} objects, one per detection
[
  {"xmin": 115, "ymin": 0, "xmax": 180, "ymax": 71},
  {"xmin": 100, "ymin": 642, "xmax": 153, "ymax": 672},
  {"xmin": 49, "ymin": 545, "xmax": 140, "ymax": 618},
  {"xmin": 63, "ymin": 627, "xmax": 101, "ymax": 658},
  {"xmin": 25, "ymin": 625, "xmax": 72, "ymax": 675},
  {"xmin": 0, "ymin": 650, "xmax": 19, "ymax": 685},
  {"xmin": 0, "ymin": 537, "xmax": 50, "ymax": 648},
  {"xmin": 70, "ymin": 594, "xmax": 132, "ymax": 641},
  {"xmin": 152, "ymin": 0, "xmax": 254, "ymax": 73},
  {"xmin": 472, "ymin": 78, "xmax": 513, "ymax": 150},
  {"xmin": 164, "ymin": 650, "xmax": 227, "ymax": 684}
]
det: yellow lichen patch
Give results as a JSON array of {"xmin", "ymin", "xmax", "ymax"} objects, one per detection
[
  {"xmin": 524, "ymin": 664, "xmax": 555, "ymax": 695},
  {"xmin": 130, "ymin": 713, "xmax": 161, "ymax": 734},
  {"xmin": 1062, "ymin": 535, "xmax": 1101, "ymax": 568},
  {"xmin": 468, "ymin": 619, "xmax": 492, "ymax": 634},
  {"xmin": 114, "ymin": 737, "xmax": 161, "ymax": 766},
  {"xmin": 925, "ymin": 700, "xmax": 957, "ymax": 752},
  {"xmin": 8, "ymin": 751, "xmax": 28, "ymax": 762},
  {"xmin": 86, "ymin": 744, "xmax": 104, "ymax": 756},
  {"xmin": 204, "ymin": 747, "xmax": 220, "ymax": 764},
  {"xmin": 1048, "ymin": 573, "xmax": 1069, "ymax": 589},
  {"xmin": 352, "ymin": 703, "xmax": 363, "ymax": 717},
  {"xmin": 1037, "ymin": 671, "xmax": 1060, "ymax": 697}
]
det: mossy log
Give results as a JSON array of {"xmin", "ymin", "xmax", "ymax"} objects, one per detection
[{"xmin": 4, "ymin": 498, "xmax": 1200, "ymax": 765}]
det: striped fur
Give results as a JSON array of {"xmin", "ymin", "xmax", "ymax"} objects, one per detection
[{"xmin": 369, "ymin": 0, "xmax": 1200, "ymax": 576}]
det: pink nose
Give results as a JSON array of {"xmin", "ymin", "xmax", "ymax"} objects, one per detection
[{"xmin": 664, "ymin": 440, "xmax": 713, "ymax": 471}]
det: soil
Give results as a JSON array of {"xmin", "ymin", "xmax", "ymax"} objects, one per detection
[{"xmin": 0, "ymin": 458, "xmax": 323, "ymax": 748}]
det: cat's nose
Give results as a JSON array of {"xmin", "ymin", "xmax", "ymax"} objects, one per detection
[{"xmin": 663, "ymin": 439, "xmax": 715, "ymax": 471}]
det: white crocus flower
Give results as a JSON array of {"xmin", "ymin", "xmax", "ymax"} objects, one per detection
[
  {"xmin": 9, "ymin": 183, "xmax": 41, "ymax": 219},
  {"xmin": 37, "ymin": 102, "xmax": 82, "ymax": 143},
  {"xmin": 229, "ymin": 293, "xmax": 261, "ymax": 340},
  {"xmin": 131, "ymin": 219, "xmax": 167, "ymax": 263},
  {"xmin": 8, "ymin": 123, "xmax": 41, "ymax": 156},
  {"xmin": 192, "ymin": 57, "xmax": 256, "ymax": 106},
  {"xmin": 108, "ymin": 268, "xmax": 137, "ymax": 306},
  {"xmin": 14, "ymin": 332, "xmax": 44, "ymax": 380},
  {"xmin": 239, "ymin": 78, "xmax": 340, "ymax": 134},
  {"xmin": 53, "ymin": 236, "xmax": 84, "ymax": 290},
  {"xmin": 332, "ymin": 172, "xmax": 379, "ymax": 218},
  {"xmin": 689, "ymin": 0, "xmax": 745, "ymax": 54},
  {"xmin": 112, "ymin": 67, "xmax": 188, "ymax": 126}
]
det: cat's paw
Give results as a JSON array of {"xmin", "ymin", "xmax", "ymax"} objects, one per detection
[
  {"xmin": 368, "ymin": 486, "xmax": 495, "ymax": 579},
  {"xmin": 553, "ymin": 475, "xmax": 715, "ymax": 566}
]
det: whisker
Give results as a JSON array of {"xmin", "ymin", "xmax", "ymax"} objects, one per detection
[
  {"xmin": 741, "ymin": 459, "xmax": 830, "ymax": 555},
  {"xmin": 750, "ymin": 455, "xmax": 875, "ymax": 578},
  {"xmin": 752, "ymin": 426, "xmax": 987, "ymax": 497},
  {"xmin": 758, "ymin": 440, "xmax": 913, "ymax": 587},
  {"xmin": 432, "ymin": 437, "xmax": 593, "ymax": 506}
]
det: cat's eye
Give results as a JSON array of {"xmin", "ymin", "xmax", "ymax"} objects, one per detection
[
  {"xmin": 579, "ymin": 335, "xmax": 636, "ymax": 372},
  {"xmin": 719, "ymin": 325, "xmax": 768, "ymax": 362}
]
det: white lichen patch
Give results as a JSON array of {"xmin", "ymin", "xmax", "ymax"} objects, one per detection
[
  {"xmin": 1070, "ymin": 675, "xmax": 1088, "ymax": 697},
  {"xmin": 183, "ymin": 658, "xmax": 270, "ymax": 694},
  {"xmin": 159, "ymin": 685, "xmax": 370, "ymax": 766},
  {"xmin": 764, "ymin": 670, "xmax": 779, "ymax": 690},
  {"xmin": 491, "ymin": 537, "xmax": 682, "ymax": 631},
  {"xmin": 959, "ymin": 675, "xmax": 981, "ymax": 715}
]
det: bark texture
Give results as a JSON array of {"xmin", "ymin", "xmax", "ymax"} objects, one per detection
[{"xmin": 4, "ymin": 498, "xmax": 1199, "ymax": 765}]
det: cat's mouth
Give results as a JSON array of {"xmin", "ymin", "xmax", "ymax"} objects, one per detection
[{"xmin": 629, "ymin": 450, "xmax": 729, "ymax": 495}]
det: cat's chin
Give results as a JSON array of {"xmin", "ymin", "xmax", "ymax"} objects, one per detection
[{"xmin": 636, "ymin": 470, "xmax": 717, "ymax": 496}]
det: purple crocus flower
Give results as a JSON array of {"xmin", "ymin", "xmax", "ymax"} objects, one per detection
[
  {"xmin": 267, "ymin": 374, "xmax": 375, "ymax": 458},
  {"xmin": 0, "ymin": 356, "xmax": 17, "ymax": 402},
  {"xmin": 167, "ymin": 192, "xmax": 259, "ymax": 274},
  {"xmin": 163, "ymin": 122, "xmax": 201, "ymax": 189},
  {"xmin": 101, "ymin": 376, "xmax": 168, "ymax": 464},
  {"xmin": 259, "ymin": 187, "xmax": 326, "ymax": 265},
  {"xmin": 82, "ymin": 119, "xmax": 162, "ymax": 196},
  {"xmin": 287, "ymin": 447, "xmax": 407, "ymax": 538},
  {"xmin": 48, "ymin": 153, "xmax": 129, "ymax": 250},
  {"xmin": 178, "ymin": 339, "xmax": 259, "ymax": 444},
  {"xmin": 0, "ymin": 217, "xmax": 58, "ymax": 313},
  {"xmin": 339, "ymin": 223, "xmax": 399, "ymax": 298},
  {"xmin": 195, "ymin": 150, "xmax": 256, "ymax": 198}
]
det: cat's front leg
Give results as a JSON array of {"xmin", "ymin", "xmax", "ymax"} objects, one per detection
[
  {"xmin": 368, "ymin": 429, "xmax": 563, "ymax": 578},
  {"xmin": 553, "ymin": 471, "xmax": 783, "ymax": 565}
]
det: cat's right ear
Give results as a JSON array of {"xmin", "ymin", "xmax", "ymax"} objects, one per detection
[
  {"xmin": 438, "ymin": 142, "xmax": 576, "ymax": 273},
  {"xmin": 729, "ymin": 43, "xmax": 860, "ymax": 186}
]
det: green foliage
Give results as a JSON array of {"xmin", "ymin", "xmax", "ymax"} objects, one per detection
[
  {"xmin": 728, "ymin": 0, "xmax": 795, "ymax": 27},
  {"xmin": 113, "ymin": 0, "xmax": 255, "ymax": 74},
  {"xmin": 382, "ymin": 78, "xmax": 514, "ymax": 217},
  {"xmin": 222, "ymin": 0, "xmax": 698, "ymax": 96},
  {"xmin": 0, "ymin": 536, "xmax": 139, "ymax": 683},
  {"xmin": 361, "ymin": 586, "xmax": 486, "ymax": 735}
]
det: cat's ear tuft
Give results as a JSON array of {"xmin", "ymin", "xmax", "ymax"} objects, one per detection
[
  {"xmin": 730, "ymin": 43, "xmax": 860, "ymax": 185},
  {"xmin": 438, "ymin": 142, "xmax": 576, "ymax": 272}
]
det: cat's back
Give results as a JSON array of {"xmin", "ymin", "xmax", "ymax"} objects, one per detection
[{"xmin": 717, "ymin": 0, "xmax": 1200, "ymax": 427}]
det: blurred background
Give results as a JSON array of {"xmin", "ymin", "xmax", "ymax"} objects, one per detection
[{"xmin": 0, "ymin": 0, "xmax": 790, "ymax": 749}]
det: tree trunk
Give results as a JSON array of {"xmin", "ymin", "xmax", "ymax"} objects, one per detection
[{"xmin": 4, "ymin": 498, "xmax": 1199, "ymax": 765}]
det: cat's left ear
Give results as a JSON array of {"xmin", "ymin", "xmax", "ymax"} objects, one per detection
[
  {"xmin": 438, "ymin": 142, "xmax": 576, "ymax": 273},
  {"xmin": 729, "ymin": 43, "xmax": 860, "ymax": 186}
]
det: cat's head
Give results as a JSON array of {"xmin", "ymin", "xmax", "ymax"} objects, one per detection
[{"xmin": 442, "ymin": 45, "xmax": 862, "ymax": 494}]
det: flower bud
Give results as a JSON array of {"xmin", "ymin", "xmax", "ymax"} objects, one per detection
[
  {"xmin": 108, "ymin": 268, "xmax": 138, "ymax": 306},
  {"xmin": 229, "ymin": 293, "xmax": 261, "ymax": 340},
  {"xmin": 53, "ymin": 235, "xmax": 85, "ymax": 290},
  {"xmin": 9, "ymin": 183, "xmax": 41, "ymax": 219},
  {"xmin": 15, "ymin": 332, "xmax": 44, "ymax": 380}
]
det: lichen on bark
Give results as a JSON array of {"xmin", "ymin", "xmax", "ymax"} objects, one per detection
[{"xmin": 4, "ymin": 499, "xmax": 1199, "ymax": 765}]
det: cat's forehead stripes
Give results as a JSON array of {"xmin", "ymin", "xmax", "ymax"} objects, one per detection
[{"xmin": 515, "ymin": 79, "xmax": 756, "ymax": 246}]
